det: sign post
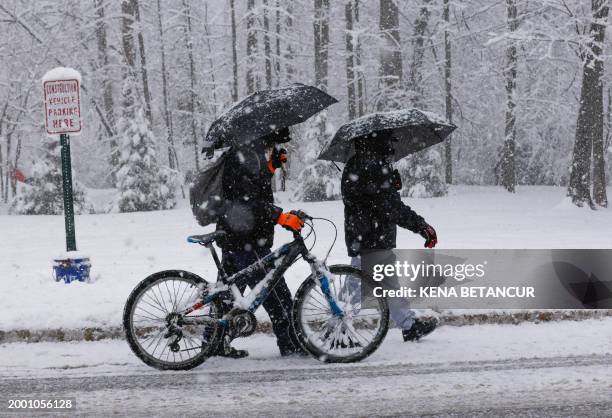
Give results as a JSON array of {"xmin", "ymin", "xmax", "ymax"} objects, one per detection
[
  {"xmin": 43, "ymin": 67, "xmax": 90, "ymax": 283},
  {"xmin": 59, "ymin": 133, "xmax": 76, "ymax": 251}
]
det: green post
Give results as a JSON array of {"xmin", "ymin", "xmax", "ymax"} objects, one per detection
[{"xmin": 60, "ymin": 133, "xmax": 77, "ymax": 252}]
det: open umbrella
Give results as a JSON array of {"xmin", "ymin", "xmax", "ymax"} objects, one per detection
[
  {"xmin": 318, "ymin": 108, "xmax": 456, "ymax": 163},
  {"xmin": 203, "ymin": 83, "xmax": 338, "ymax": 150}
]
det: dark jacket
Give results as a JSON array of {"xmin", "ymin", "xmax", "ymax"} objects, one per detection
[
  {"xmin": 341, "ymin": 153, "xmax": 426, "ymax": 257},
  {"xmin": 216, "ymin": 142, "xmax": 282, "ymax": 251}
]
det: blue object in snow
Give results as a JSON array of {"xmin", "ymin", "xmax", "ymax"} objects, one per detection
[{"xmin": 53, "ymin": 256, "xmax": 91, "ymax": 283}]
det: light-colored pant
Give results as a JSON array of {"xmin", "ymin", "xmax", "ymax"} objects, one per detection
[{"xmin": 350, "ymin": 256, "xmax": 415, "ymax": 330}]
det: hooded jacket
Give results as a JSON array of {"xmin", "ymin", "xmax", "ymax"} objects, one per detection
[
  {"xmin": 216, "ymin": 141, "xmax": 282, "ymax": 251},
  {"xmin": 341, "ymin": 152, "xmax": 426, "ymax": 256}
]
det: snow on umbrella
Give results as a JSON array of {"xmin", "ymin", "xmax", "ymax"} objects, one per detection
[
  {"xmin": 318, "ymin": 108, "xmax": 456, "ymax": 163},
  {"xmin": 203, "ymin": 83, "xmax": 338, "ymax": 149}
]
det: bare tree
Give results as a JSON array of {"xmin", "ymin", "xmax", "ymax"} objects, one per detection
[
  {"xmin": 183, "ymin": 0, "xmax": 200, "ymax": 171},
  {"xmin": 345, "ymin": 0, "xmax": 357, "ymax": 119},
  {"xmin": 230, "ymin": 0, "xmax": 239, "ymax": 101},
  {"xmin": 443, "ymin": 0, "xmax": 453, "ymax": 184},
  {"xmin": 592, "ymin": 6, "xmax": 609, "ymax": 207},
  {"xmin": 499, "ymin": 0, "xmax": 518, "ymax": 193},
  {"xmin": 121, "ymin": 0, "xmax": 137, "ymax": 72},
  {"xmin": 378, "ymin": 0, "xmax": 402, "ymax": 110},
  {"xmin": 94, "ymin": 0, "xmax": 118, "ymax": 180},
  {"xmin": 407, "ymin": 0, "xmax": 430, "ymax": 109},
  {"xmin": 354, "ymin": 0, "xmax": 365, "ymax": 116},
  {"xmin": 398, "ymin": 0, "xmax": 447, "ymax": 198},
  {"xmin": 314, "ymin": 0, "xmax": 330, "ymax": 91},
  {"xmin": 275, "ymin": 0, "xmax": 282, "ymax": 87},
  {"xmin": 569, "ymin": 0, "xmax": 609, "ymax": 207},
  {"xmin": 134, "ymin": 0, "xmax": 153, "ymax": 125},
  {"xmin": 284, "ymin": 0, "xmax": 295, "ymax": 82},
  {"xmin": 263, "ymin": 0, "xmax": 273, "ymax": 88},
  {"xmin": 246, "ymin": 0, "xmax": 258, "ymax": 94},
  {"xmin": 156, "ymin": 0, "xmax": 177, "ymax": 170}
]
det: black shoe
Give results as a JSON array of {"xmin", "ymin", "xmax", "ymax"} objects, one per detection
[
  {"xmin": 402, "ymin": 318, "xmax": 439, "ymax": 342},
  {"xmin": 218, "ymin": 346, "xmax": 249, "ymax": 359},
  {"xmin": 205, "ymin": 333, "xmax": 249, "ymax": 359},
  {"xmin": 209, "ymin": 341, "xmax": 249, "ymax": 358}
]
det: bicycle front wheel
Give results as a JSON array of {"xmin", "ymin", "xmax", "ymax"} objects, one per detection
[{"xmin": 293, "ymin": 265, "xmax": 389, "ymax": 363}]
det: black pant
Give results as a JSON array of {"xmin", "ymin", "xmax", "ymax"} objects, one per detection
[{"xmin": 220, "ymin": 247, "xmax": 302, "ymax": 355}]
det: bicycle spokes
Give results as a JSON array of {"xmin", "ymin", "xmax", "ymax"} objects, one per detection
[
  {"xmin": 129, "ymin": 276, "xmax": 219, "ymax": 365},
  {"xmin": 300, "ymin": 271, "xmax": 384, "ymax": 357}
]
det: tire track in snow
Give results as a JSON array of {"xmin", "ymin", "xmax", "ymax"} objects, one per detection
[{"xmin": 1, "ymin": 353, "xmax": 611, "ymax": 394}]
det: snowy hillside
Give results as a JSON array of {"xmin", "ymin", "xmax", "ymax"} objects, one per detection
[{"xmin": 1, "ymin": 186, "xmax": 610, "ymax": 332}]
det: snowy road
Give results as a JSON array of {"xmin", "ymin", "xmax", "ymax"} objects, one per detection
[
  {"xmin": 1, "ymin": 354, "xmax": 612, "ymax": 417},
  {"xmin": 2, "ymin": 320, "xmax": 612, "ymax": 417}
]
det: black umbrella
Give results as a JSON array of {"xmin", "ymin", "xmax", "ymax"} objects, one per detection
[
  {"xmin": 203, "ymin": 83, "xmax": 338, "ymax": 149},
  {"xmin": 318, "ymin": 108, "xmax": 456, "ymax": 163}
]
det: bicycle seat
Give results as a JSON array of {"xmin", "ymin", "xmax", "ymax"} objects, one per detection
[{"xmin": 187, "ymin": 231, "xmax": 226, "ymax": 246}]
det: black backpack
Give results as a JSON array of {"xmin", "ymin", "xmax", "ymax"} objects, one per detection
[{"xmin": 189, "ymin": 152, "xmax": 228, "ymax": 226}]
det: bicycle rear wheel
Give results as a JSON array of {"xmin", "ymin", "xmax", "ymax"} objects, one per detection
[
  {"xmin": 293, "ymin": 265, "xmax": 389, "ymax": 363},
  {"xmin": 123, "ymin": 270, "xmax": 224, "ymax": 370}
]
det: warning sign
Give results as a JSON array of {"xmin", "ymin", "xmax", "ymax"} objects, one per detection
[{"xmin": 43, "ymin": 77, "xmax": 81, "ymax": 136}]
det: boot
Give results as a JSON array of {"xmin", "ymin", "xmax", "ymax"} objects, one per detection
[
  {"xmin": 204, "ymin": 330, "xmax": 249, "ymax": 358},
  {"xmin": 402, "ymin": 317, "xmax": 439, "ymax": 342}
]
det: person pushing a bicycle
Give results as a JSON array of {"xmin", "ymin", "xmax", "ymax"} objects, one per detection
[{"xmin": 212, "ymin": 127, "xmax": 307, "ymax": 358}]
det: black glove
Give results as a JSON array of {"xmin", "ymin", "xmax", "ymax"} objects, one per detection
[
  {"xmin": 419, "ymin": 223, "xmax": 437, "ymax": 248},
  {"xmin": 267, "ymin": 148, "xmax": 288, "ymax": 173}
]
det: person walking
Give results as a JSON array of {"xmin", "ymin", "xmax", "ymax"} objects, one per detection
[
  {"xmin": 341, "ymin": 131, "xmax": 439, "ymax": 342},
  {"xmin": 213, "ymin": 128, "xmax": 307, "ymax": 357}
]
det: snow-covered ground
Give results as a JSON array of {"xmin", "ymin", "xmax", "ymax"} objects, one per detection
[
  {"xmin": 1, "ymin": 186, "xmax": 611, "ymax": 332},
  {"xmin": 1, "ymin": 319, "xmax": 612, "ymax": 416}
]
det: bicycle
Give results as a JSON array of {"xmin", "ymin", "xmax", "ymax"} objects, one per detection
[{"xmin": 123, "ymin": 211, "xmax": 389, "ymax": 370}]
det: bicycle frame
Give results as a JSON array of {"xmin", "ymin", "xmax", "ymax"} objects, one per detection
[{"xmin": 180, "ymin": 234, "xmax": 345, "ymax": 326}]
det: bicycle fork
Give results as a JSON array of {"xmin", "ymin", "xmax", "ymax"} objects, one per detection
[{"xmin": 313, "ymin": 262, "xmax": 345, "ymax": 318}]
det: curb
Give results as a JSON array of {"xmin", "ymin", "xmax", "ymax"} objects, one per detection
[{"xmin": 1, "ymin": 310, "xmax": 611, "ymax": 344}]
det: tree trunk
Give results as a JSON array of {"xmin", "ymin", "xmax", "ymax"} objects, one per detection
[
  {"xmin": 345, "ymin": 0, "xmax": 357, "ymax": 119},
  {"xmin": 313, "ymin": 0, "xmax": 330, "ymax": 91},
  {"xmin": 246, "ymin": 0, "xmax": 258, "ymax": 94},
  {"xmin": 183, "ymin": 0, "xmax": 199, "ymax": 171},
  {"xmin": 443, "ymin": 0, "xmax": 453, "ymax": 184},
  {"xmin": 121, "ymin": 0, "xmax": 137, "ymax": 72},
  {"xmin": 378, "ymin": 0, "xmax": 402, "ymax": 110},
  {"xmin": 94, "ymin": 0, "xmax": 118, "ymax": 183},
  {"xmin": 275, "ymin": 0, "xmax": 282, "ymax": 87},
  {"xmin": 568, "ymin": 0, "xmax": 609, "ymax": 207},
  {"xmin": 11, "ymin": 134, "xmax": 21, "ymax": 197},
  {"xmin": 284, "ymin": 0, "xmax": 295, "ymax": 82},
  {"xmin": 3, "ymin": 133, "xmax": 12, "ymax": 203},
  {"xmin": 156, "ymin": 0, "xmax": 177, "ymax": 170},
  {"xmin": 354, "ymin": 0, "xmax": 365, "ymax": 116},
  {"xmin": 134, "ymin": 0, "xmax": 153, "ymax": 125},
  {"xmin": 263, "ymin": 0, "xmax": 273, "ymax": 89},
  {"xmin": 592, "ymin": 3, "xmax": 609, "ymax": 207},
  {"xmin": 203, "ymin": 3, "xmax": 220, "ymax": 118},
  {"xmin": 500, "ymin": 0, "xmax": 518, "ymax": 193},
  {"xmin": 230, "ymin": 0, "xmax": 239, "ymax": 101},
  {"xmin": 0, "ymin": 135, "xmax": 3, "ymax": 202},
  {"xmin": 408, "ymin": 0, "xmax": 430, "ymax": 109},
  {"xmin": 276, "ymin": 0, "xmax": 286, "ymax": 189}
]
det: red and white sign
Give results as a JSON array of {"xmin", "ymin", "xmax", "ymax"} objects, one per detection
[{"xmin": 43, "ymin": 67, "xmax": 82, "ymax": 136}]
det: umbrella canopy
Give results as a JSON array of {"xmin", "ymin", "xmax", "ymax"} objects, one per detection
[
  {"xmin": 204, "ymin": 83, "xmax": 338, "ymax": 149},
  {"xmin": 318, "ymin": 108, "xmax": 456, "ymax": 163}
]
